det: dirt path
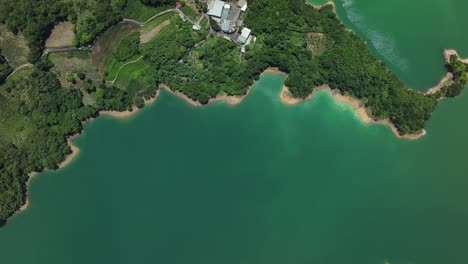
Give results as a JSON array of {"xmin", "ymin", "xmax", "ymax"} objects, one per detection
[
  {"xmin": 42, "ymin": 47, "xmax": 89, "ymax": 57},
  {"xmin": 123, "ymin": 9, "xmax": 178, "ymax": 27},
  {"xmin": 6, "ymin": 63, "xmax": 33, "ymax": 79},
  {"xmin": 107, "ymin": 56, "xmax": 144, "ymax": 85}
]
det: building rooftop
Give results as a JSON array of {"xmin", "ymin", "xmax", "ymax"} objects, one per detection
[
  {"xmin": 207, "ymin": 0, "xmax": 225, "ymax": 18},
  {"xmin": 221, "ymin": 20, "xmax": 231, "ymax": 32},
  {"xmin": 241, "ymin": 2, "xmax": 247, "ymax": 12},
  {"xmin": 241, "ymin": 27, "xmax": 251, "ymax": 37},
  {"xmin": 221, "ymin": 6, "xmax": 230, "ymax": 20},
  {"xmin": 237, "ymin": 27, "xmax": 251, "ymax": 44}
]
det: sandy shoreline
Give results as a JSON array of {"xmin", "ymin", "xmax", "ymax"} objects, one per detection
[
  {"xmin": 11, "ymin": 91, "xmax": 160, "ymax": 220},
  {"xmin": 280, "ymin": 85, "xmax": 426, "ymax": 140},
  {"xmin": 309, "ymin": 1, "xmax": 337, "ymax": 13},
  {"xmin": 423, "ymin": 49, "xmax": 468, "ymax": 95},
  {"xmin": 444, "ymin": 49, "xmax": 468, "ymax": 64},
  {"xmin": 100, "ymin": 90, "xmax": 160, "ymax": 118},
  {"xmin": 18, "ymin": 135, "xmax": 80, "ymax": 213},
  {"xmin": 160, "ymin": 67, "xmax": 288, "ymax": 107},
  {"xmin": 9, "ymin": 50, "xmax": 467, "ymax": 220}
]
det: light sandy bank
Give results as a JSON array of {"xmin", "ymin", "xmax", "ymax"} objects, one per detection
[
  {"xmin": 280, "ymin": 85, "xmax": 426, "ymax": 140},
  {"xmin": 13, "ymin": 92, "xmax": 160, "ymax": 219},
  {"xmin": 160, "ymin": 67, "xmax": 288, "ymax": 107},
  {"xmin": 308, "ymin": 1, "xmax": 337, "ymax": 12},
  {"xmin": 424, "ymin": 49, "xmax": 468, "ymax": 95},
  {"xmin": 444, "ymin": 49, "xmax": 468, "ymax": 64},
  {"xmin": 100, "ymin": 90, "xmax": 160, "ymax": 118},
  {"xmin": 19, "ymin": 135, "xmax": 80, "ymax": 212}
]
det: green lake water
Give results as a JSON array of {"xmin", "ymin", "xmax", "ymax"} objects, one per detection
[{"xmin": 1, "ymin": 1, "xmax": 468, "ymax": 263}]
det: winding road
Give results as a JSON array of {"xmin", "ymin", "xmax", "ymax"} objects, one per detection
[
  {"xmin": 6, "ymin": 63, "xmax": 33, "ymax": 80},
  {"xmin": 123, "ymin": 8, "xmax": 199, "ymax": 27},
  {"xmin": 8, "ymin": 7, "xmax": 206, "ymax": 80}
]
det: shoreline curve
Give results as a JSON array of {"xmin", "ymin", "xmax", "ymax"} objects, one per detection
[
  {"xmin": 11, "ymin": 91, "xmax": 161, "ymax": 220},
  {"xmin": 8, "ymin": 50, "xmax": 467, "ymax": 222},
  {"xmin": 279, "ymin": 85, "xmax": 426, "ymax": 140}
]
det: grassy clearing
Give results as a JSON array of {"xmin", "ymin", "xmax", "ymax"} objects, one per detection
[
  {"xmin": 104, "ymin": 55, "xmax": 142, "ymax": 82},
  {"xmin": 199, "ymin": 17, "xmax": 210, "ymax": 36},
  {"xmin": 49, "ymin": 51, "xmax": 102, "ymax": 105},
  {"xmin": 141, "ymin": 13, "xmax": 175, "ymax": 31},
  {"xmin": 45, "ymin": 22, "xmax": 76, "ymax": 48},
  {"xmin": 50, "ymin": 51, "xmax": 101, "ymax": 86},
  {"xmin": 122, "ymin": 0, "xmax": 172, "ymax": 22},
  {"xmin": 0, "ymin": 24, "xmax": 31, "ymax": 67},
  {"xmin": 91, "ymin": 23, "xmax": 139, "ymax": 72},
  {"xmin": 180, "ymin": 5, "xmax": 198, "ymax": 21},
  {"xmin": 140, "ymin": 22, "xmax": 178, "ymax": 48},
  {"xmin": 114, "ymin": 60, "xmax": 148, "ymax": 88},
  {"xmin": 140, "ymin": 20, "xmax": 171, "ymax": 44}
]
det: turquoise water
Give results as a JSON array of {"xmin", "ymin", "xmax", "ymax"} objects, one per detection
[
  {"xmin": 1, "ymin": 1, "xmax": 468, "ymax": 263},
  {"xmin": 309, "ymin": 0, "xmax": 468, "ymax": 90}
]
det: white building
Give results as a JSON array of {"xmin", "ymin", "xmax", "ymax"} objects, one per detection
[
  {"xmin": 207, "ymin": 0, "xmax": 225, "ymax": 19},
  {"xmin": 238, "ymin": 0, "xmax": 247, "ymax": 11},
  {"xmin": 237, "ymin": 27, "xmax": 251, "ymax": 44}
]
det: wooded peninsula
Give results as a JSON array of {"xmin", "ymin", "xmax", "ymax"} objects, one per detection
[{"xmin": 0, "ymin": 0, "xmax": 467, "ymax": 224}]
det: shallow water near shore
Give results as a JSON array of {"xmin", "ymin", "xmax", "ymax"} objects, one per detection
[
  {"xmin": 2, "ymin": 1, "xmax": 468, "ymax": 264},
  {"xmin": 309, "ymin": 0, "xmax": 468, "ymax": 90}
]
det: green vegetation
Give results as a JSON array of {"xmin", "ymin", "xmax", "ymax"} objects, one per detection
[
  {"xmin": 140, "ymin": 0, "xmax": 175, "ymax": 6},
  {"xmin": 114, "ymin": 32, "xmax": 141, "ymax": 62},
  {"xmin": 91, "ymin": 23, "xmax": 140, "ymax": 72},
  {"xmin": 0, "ymin": 0, "xmax": 126, "ymax": 61},
  {"xmin": 444, "ymin": 55, "xmax": 468, "ymax": 97},
  {"xmin": 123, "ymin": 0, "xmax": 172, "ymax": 22},
  {"xmin": 180, "ymin": 5, "xmax": 198, "ymax": 21},
  {"xmin": 0, "ymin": 0, "xmax": 172, "ymax": 61},
  {"xmin": 141, "ymin": 13, "xmax": 175, "ymax": 32},
  {"xmin": 0, "ymin": 24, "xmax": 30, "ymax": 67},
  {"xmin": 209, "ymin": 17, "xmax": 221, "ymax": 32},
  {"xmin": 0, "ymin": 51, "xmax": 12, "ymax": 83}
]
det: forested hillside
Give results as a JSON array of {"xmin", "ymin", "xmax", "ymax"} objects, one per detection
[
  {"xmin": 0, "ymin": 0, "xmax": 172, "ymax": 61},
  {"xmin": 0, "ymin": 0, "xmax": 467, "ymax": 225},
  {"xmin": 0, "ymin": 51, "xmax": 12, "ymax": 83}
]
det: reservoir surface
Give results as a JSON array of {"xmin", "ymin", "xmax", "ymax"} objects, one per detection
[{"xmin": 1, "ymin": 1, "xmax": 468, "ymax": 263}]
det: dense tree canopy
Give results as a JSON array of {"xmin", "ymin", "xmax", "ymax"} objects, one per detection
[
  {"xmin": 140, "ymin": 0, "xmax": 176, "ymax": 6},
  {"xmin": 0, "ymin": 51, "xmax": 12, "ymax": 83},
  {"xmin": 445, "ymin": 55, "xmax": 468, "ymax": 97}
]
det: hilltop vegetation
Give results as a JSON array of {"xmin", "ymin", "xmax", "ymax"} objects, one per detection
[
  {"xmin": 0, "ymin": 0, "xmax": 172, "ymax": 61},
  {"xmin": 1, "ymin": 0, "xmax": 468, "ymax": 224},
  {"xmin": 444, "ymin": 55, "xmax": 468, "ymax": 97},
  {"xmin": 0, "ymin": 52, "xmax": 12, "ymax": 83}
]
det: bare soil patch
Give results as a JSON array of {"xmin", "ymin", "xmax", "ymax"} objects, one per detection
[
  {"xmin": 50, "ymin": 51, "xmax": 101, "ymax": 92},
  {"xmin": 0, "ymin": 24, "xmax": 30, "ymax": 67},
  {"xmin": 45, "ymin": 22, "xmax": 75, "ymax": 48},
  {"xmin": 140, "ymin": 20, "xmax": 171, "ymax": 44},
  {"xmin": 307, "ymin": 32, "xmax": 326, "ymax": 56}
]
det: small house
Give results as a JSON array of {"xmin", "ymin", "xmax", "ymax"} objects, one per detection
[
  {"xmin": 207, "ymin": 0, "xmax": 225, "ymax": 19},
  {"xmin": 237, "ymin": 27, "xmax": 251, "ymax": 44}
]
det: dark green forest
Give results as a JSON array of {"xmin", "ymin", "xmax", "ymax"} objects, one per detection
[
  {"xmin": 0, "ymin": 51, "xmax": 12, "ymax": 83},
  {"xmin": 445, "ymin": 55, "xmax": 468, "ymax": 97},
  {"xmin": 0, "ymin": 0, "xmax": 467, "ymax": 224},
  {"xmin": 141, "ymin": 0, "xmax": 176, "ymax": 6}
]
